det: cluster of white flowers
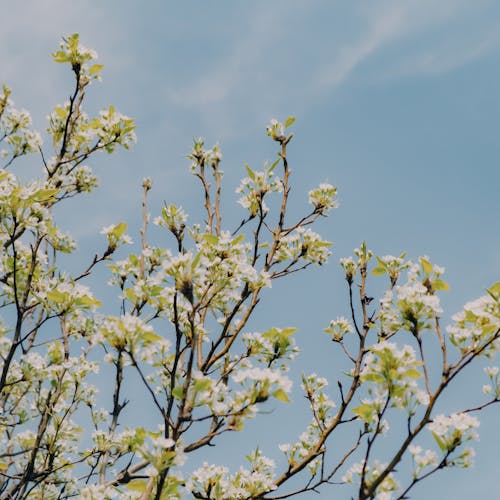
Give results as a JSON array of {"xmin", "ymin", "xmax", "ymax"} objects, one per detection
[
  {"xmin": 377, "ymin": 290, "xmax": 402, "ymax": 336},
  {"xmin": 195, "ymin": 231, "xmax": 271, "ymax": 302},
  {"xmin": 0, "ymin": 87, "xmax": 42, "ymax": 162},
  {"xmin": 427, "ymin": 412, "xmax": 479, "ymax": 452},
  {"xmin": 53, "ymin": 34, "xmax": 98, "ymax": 64},
  {"xmin": 266, "ymin": 118, "xmax": 286, "ymax": 142},
  {"xmin": 373, "ymin": 257, "xmax": 452, "ymax": 338},
  {"xmin": 187, "ymin": 449, "xmax": 276, "ymax": 499},
  {"xmin": 47, "ymin": 98, "xmax": 136, "ymax": 158},
  {"xmin": 357, "ymin": 342, "xmax": 428, "ymax": 417},
  {"xmin": 136, "ymin": 434, "xmax": 186, "ymax": 473},
  {"xmin": 354, "ymin": 242, "xmax": 373, "ymax": 268},
  {"xmin": 242, "ymin": 327, "xmax": 299, "ymax": 367},
  {"xmin": 188, "ymin": 139, "xmax": 222, "ymax": 172},
  {"xmin": 232, "ymin": 366, "xmax": 292, "ymax": 401},
  {"xmin": 37, "ymin": 278, "xmax": 100, "ymax": 313},
  {"xmin": 423, "ymin": 414, "xmax": 479, "ymax": 468},
  {"xmin": 101, "ymin": 222, "xmax": 133, "ymax": 249},
  {"xmin": 340, "ymin": 255, "xmax": 357, "ymax": 281},
  {"xmin": 372, "ymin": 253, "xmax": 409, "ymax": 285},
  {"xmin": 447, "ymin": 293, "xmax": 500, "ymax": 355},
  {"xmin": 0, "ymin": 176, "xmax": 61, "ymax": 244},
  {"xmin": 397, "ymin": 282, "xmax": 442, "ymax": 322},
  {"xmin": 153, "ymin": 202, "xmax": 188, "ymax": 232},
  {"xmin": 80, "ymin": 484, "xmax": 119, "ymax": 500},
  {"xmin": 408, "ymin": 445, "xmax": 439, "ymax": 477},
  {"xmin": 483, "ymin": 365, "xmax": 500, "ymax": 396},
  {"xmin": 0, "ymin": 240, "xmax": 40, "ymax": 302},
  {"xmin": 279, "ymin": 374, "xmax": 336, "ymax": 474},
  {"xmin": 324, "ymin": 316, "xmax": 354, "ymax": 341},
  {"xmin": 236, "ymin": 165, "xmax": 283, "ymax": 216},
  {"xmin": 407, "ymin": 258, "xmax": 444, "ymax": 282},
  {"xmin": 0, "ymin": 168, "xmax": 16, "ymax": 195},
  {"xmin": 99, "ymin": 313, "xmax": 162, "ymax": 355},
  {"xmin": 48, "ymin": 104, "xmax": 94, "ymax": 151},
  {"xmin": 96, "ymin": 105, "xmax": 136, "ymax": 151},
  {"xmin": 275, "ymin": 227, "xmax": 332, "ymax": 265},
  {"xmin": 342, "ymin": 460, "xmax": 399, "ymax": 499},
  {"xmin": 308, "ymin": 183, "xmax": 338, "ymax": 212}
]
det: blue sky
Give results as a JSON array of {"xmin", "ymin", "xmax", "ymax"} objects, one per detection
[{"xmin": 2, "ymin": 1, "xmax": 500, "ymax": 498}]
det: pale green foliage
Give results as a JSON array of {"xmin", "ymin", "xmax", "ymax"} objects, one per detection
[{"xmin": 0, "ymin": 35, "xmax": 500, "ymax": 500}]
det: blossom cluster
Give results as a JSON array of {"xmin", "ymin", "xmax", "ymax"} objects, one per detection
[
  {"xmin": 342, "ymin": 460, "xmax": 400, "ymax": 500},
  {"xmin": 354, "ymin": 342, "xmax": 428, "ymax": 424},
  {"xmin": 275, "ymin": 227, "xmax": 332, "ymax": 265},
  {"xmin": 308, "ymin": 182, "xmax": 338, "ymax": 213},
  {"xmin": 447, "ymin": 291, "xmax": 500, "ymax": 355},
  {"xmin": 236, "ymin": 164, "xmax": 283, "ymax": 216},
  {"xmin": 186, "ymin": 450, "xmax": 277, "ymax": 499},
  {"xmin": 279, "ymin": 374, "xmax": 336, "ymax": 475}
]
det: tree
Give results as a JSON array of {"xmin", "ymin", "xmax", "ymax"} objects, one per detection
[{"xmin": 0, "ymin": 34, "xmax": 499, "ymax": 500}]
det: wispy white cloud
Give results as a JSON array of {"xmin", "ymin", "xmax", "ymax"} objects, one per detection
[
  {"xmin": 313, "ymin": 0, "xmax": 500, "ymax": 92},
  {"xmin": 384, "ymin": 26, "xmax": 500, "ymax": 78},
  {"xmin": 165, "ymin": 4, "xmax": 295, "ymax": 108},
  {"xmin": 163, "ymin": 0, "xmax": 500, "ymax": 133},
  {"xmin": 313, "ymin": 6, "xmax": 408, "ymax": 91}
]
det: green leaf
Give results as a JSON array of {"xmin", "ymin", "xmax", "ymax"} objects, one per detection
[
  {"xmin": 203, "ymin": 234, "xmax": 219, "ymax": 245},
  {"xmin": 268, "ymin": 157, "xmax": 281, "ymax": 173},
  {"xmin": 191, "ymin": 252, "xmax": 201, "ymax": 270},
  {"xmin": 148, "ymin": 285, "xmax": 163, "ymax": 297},
  {"xmin": 31, "ymin": 189, "xmax": 59, "ymax": 203},
  {"xmin": 245, "ymin": 163, "xmax": 255, "ymax": 180},
  {"xmin": 420, "ymin": 257, "xmax": 433, "ymax": 275},
  {"xmin": 127, "ymin": 479, "xmax": 147, "ymax": 493},
  {"xmin": 142, "ymin": 332, "xmax": 163, "ymax": 344},
  {"xmin": 403, "ymin": 368, "xmax": 422, "ymax": 379},
  {"xmin": 232, "ymin": 234, "xmax": 244, "ymax": 245},
  {"xmin": 432, "ymin": 279, "xmax": 449, "ymax": 291},
  {"xmin": 432, "ymin": 432, "xmax": 447, "ymax": 451},
  {"xmin": 47, "ymin": 290, "xmax": 67, "ymax": 304},
  {"xmin": 52, "ymin": 50, "xmax": 70, "ymax": 63},
  {"xmin": 88, "ymin": 64, "xmax": 104, "ymax": 77},
  {"xmin": 362, "ymin": 373, "xmax": 385, "ymax": 384},
  {"xmin": 372, "ymin": 266, "xmax": 387, "ymax": 276},
  {"xmin": 147, "ymin": 429, "xmax": 162, "ymax": 439},
  {"xmin": 112, "ymin": 222, "xmax": 127, "ymax": 239},
  {"xmin": 482, "ymin": 324, "xmax": 498, "ymax": 336},
  {"xmin": 352, "ymin": 403, "xmax": 374, "ymax": 422},
  {"xmin": 487, "ymin": 282, "xmax": 500, "ymax": 300},
  {"xmin": 76, "ymin": 295, "xmax": 102, "ymax": 308},
  {"xmin": 172, "ymin": 386, "xmax": 184, "ymax": 400},
  {"xmin": 273, "ymin": 388, "xmax": 290, "ymax": 402},
  {"xmin": 134, "ymin": 427, "xmax": 147, "ymax": 443},
  {"xmin": 284, "ymin": 116, "xmax": 295, "ymax": 128},
  {"xmin": 194, "ymin": 379, "xmax": 212, "ymax": 393},
  {"xmin": 391, "ymin": 386, "xmax": 407, "ymax": 399},
  {"xmin": 66, "ymin": 33, "xmax": 80, "ymax": 53}
]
